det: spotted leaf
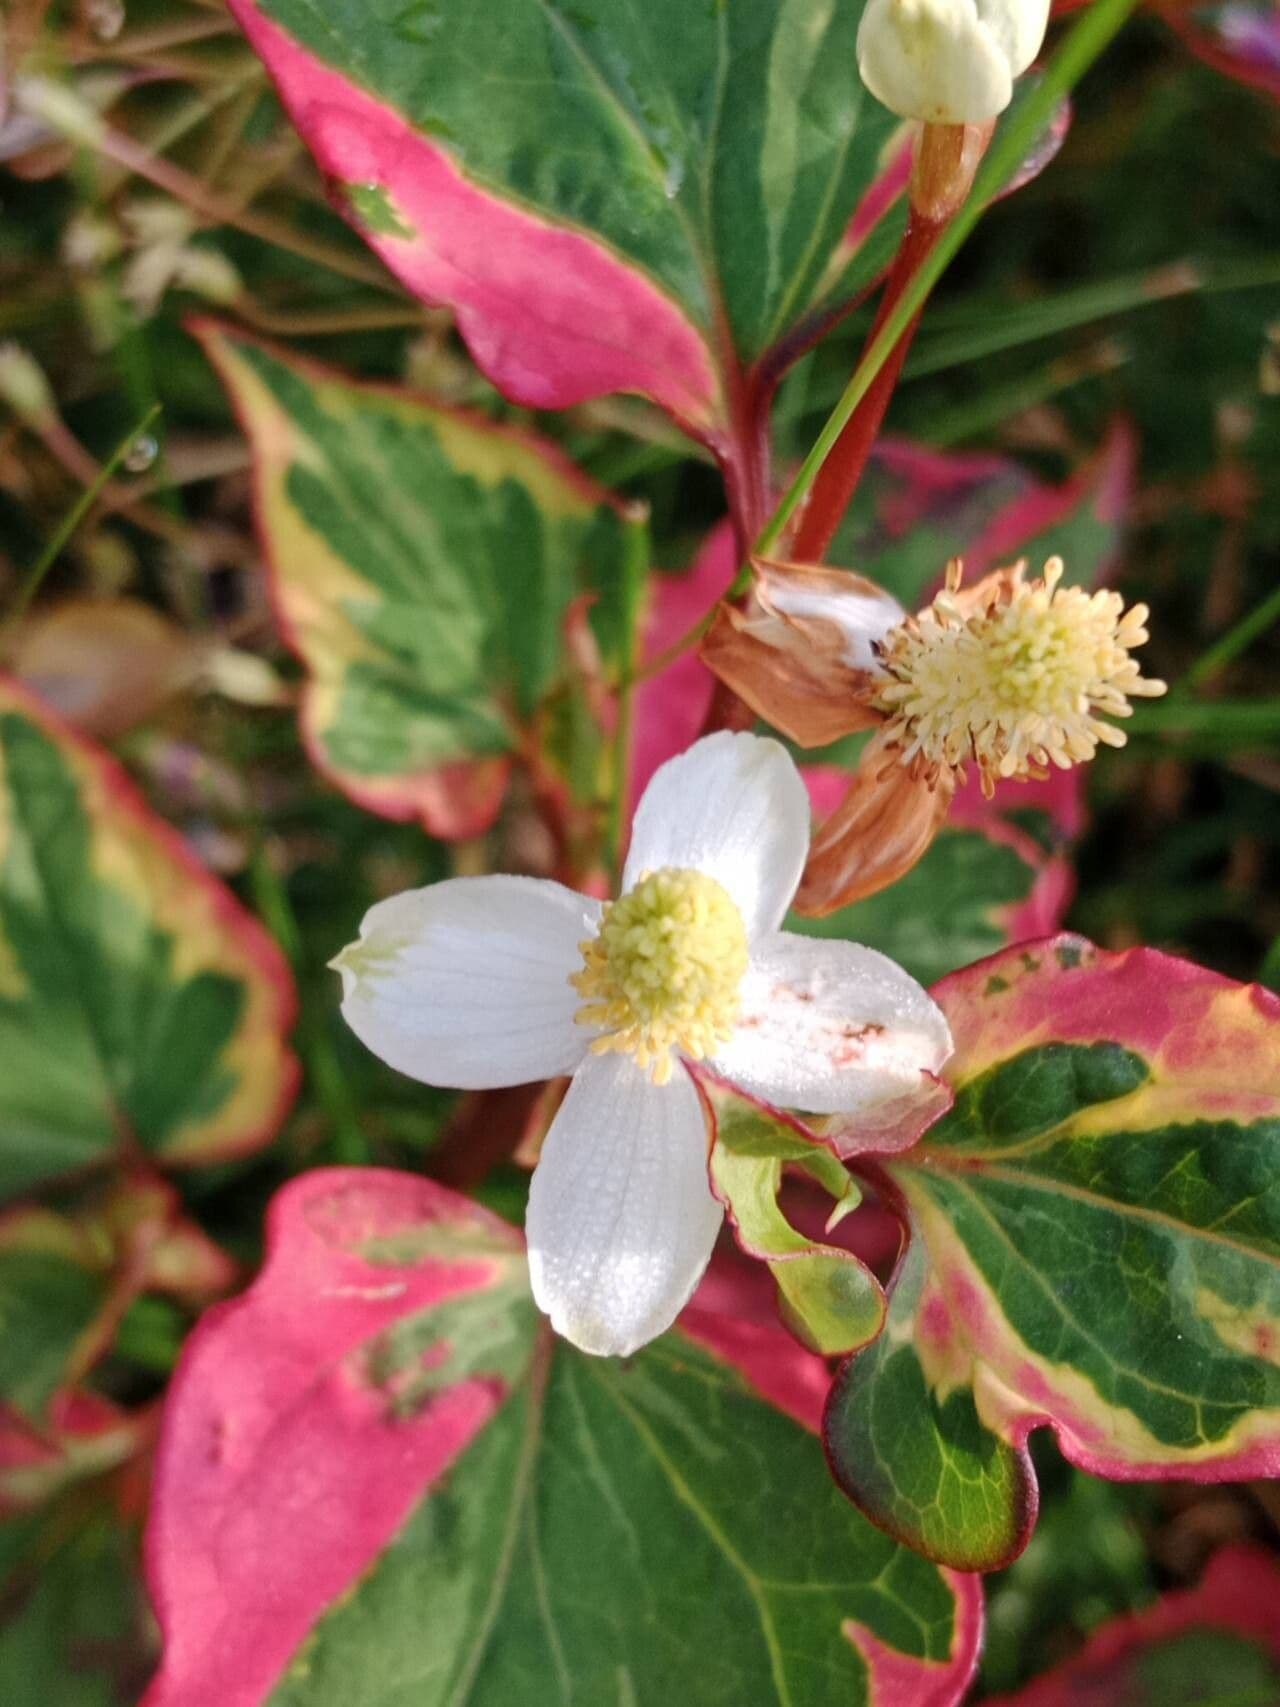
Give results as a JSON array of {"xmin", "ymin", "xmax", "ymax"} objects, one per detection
[{"xmin": 826, "ymin": 935, "xmax": 1280, "ymax": 1570}]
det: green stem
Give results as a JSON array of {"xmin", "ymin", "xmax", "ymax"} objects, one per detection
[
  {"xmin": 607, "ymin": 508, "xmax": 651, "ymax": 880},
  {"xmin": 752, "ymin": 0, "xmax": 1143, "ymax": 570},
  {"xmin": 1180, "ymin": 583, "xmax": 1280, "ymax": 693},
  {"xmin": 1127, "ymin": 699, "xmax": 1280, "ymax": 742},
  {"xmin": 3, "ymin": 401, "xmax": 162, "ymax": 634}
]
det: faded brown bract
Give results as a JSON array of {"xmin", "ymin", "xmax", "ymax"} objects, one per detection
[
  {"xmin": 700, "ymin": 558, "xmax": 896, "ymax": 747},
  {"xmin": 795, "ymin": 732, "xmax": 955, "ymax": 916}
]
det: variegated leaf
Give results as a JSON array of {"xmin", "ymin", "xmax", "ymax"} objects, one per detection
[
  {"xmin": 144, "ymin": 1167, "xmax": 983, "ymax": 1707},
  {"xmin": 0, "ymin": 679, "xmax": 298, "ymax": 1198},
  {"xmin": 826, "ymin": 935, "xmax": 1280, "ymax": 1569},
  {"xmin": 198, "ymin": 322, "xmax": 634, "ymax": 837},
  {"xmin": 223, "ymin": 0, "xmax": 909, "ymax": 447}
]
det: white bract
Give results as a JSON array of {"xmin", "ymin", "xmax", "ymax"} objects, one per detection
[
  {"xmin": 856, "ymin": 0, "xmax": 1051, "ymax": 123},
  {"xmin": 335, "ymin": 734, "xmax": 951, "ymax": 1357}
]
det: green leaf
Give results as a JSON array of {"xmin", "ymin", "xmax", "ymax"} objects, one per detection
[
  {"xmin": 825, "ymin": 935, "xmax": 1280, "ymax": 1570},
  {"xmin": 197, "ymin": 321, "xmax": 633, "ymax": 836},
  {"xmin": 826, "ymin": 1232, "xmax": 1033, "ymax": 1570},
  {"xmin": 0, "ymin": 1213, "xmax": 106, "ymax": 1423},
  {"xmin": 0, "ymin": 1505, "xmax": 152, "ymax": 1707},
  {"xmin": 0, "ymin": 681, "xmax": 298, "ymax": 1199},
  {"xmin": 698, "ymin": 1072, "xmax": 884, "ymax": 1356}
]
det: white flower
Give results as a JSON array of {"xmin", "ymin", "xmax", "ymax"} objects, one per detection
[
  {"xmin": 335, "ymin": 733, "xmax": 952, "ymax": 1357},
  {"xmin": 856, "ymin": 0, "xmax": 1051, "ymax": 123}
]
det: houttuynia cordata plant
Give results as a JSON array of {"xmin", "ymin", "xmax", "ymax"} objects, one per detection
[{"xmin": 2, "ymin": 0, "xmax": 1279, "ymax": 1702}]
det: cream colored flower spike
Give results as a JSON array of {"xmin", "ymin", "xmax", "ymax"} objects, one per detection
[{"xmin": 856, "ymin": 0, "xmax": 1051, "ymax": 123}]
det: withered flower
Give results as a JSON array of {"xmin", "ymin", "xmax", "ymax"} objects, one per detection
[{"xmin": 702, "ymin": 555, "xmax": 1166, "ymax": 915}]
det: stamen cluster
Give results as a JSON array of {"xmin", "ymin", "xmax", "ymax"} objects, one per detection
[
  {"xmin": 571, "ymin": 867, "xmax": 749, "ymax": 1084},
  {"xmin": 872, "ymin": 557, "xmax": 1166, "ymax": 794}
]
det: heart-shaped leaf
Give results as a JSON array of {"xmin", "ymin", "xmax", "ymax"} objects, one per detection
[
  {"xmin": 198, "ymin": 321, "xmax": 635, "ymax": 838},
  {"xmin": 826, "ymin": 935, "xmax": 1280, "ymax": 1570},
  {"xmin": 144, "ymin": 1167, "xmax": 983, "ymax": 1707},
  {"xmin": 0, "ymin": 680, "xmax": 298, "ymax": 1198}
]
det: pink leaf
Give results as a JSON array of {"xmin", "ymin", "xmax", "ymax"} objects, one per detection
[{"xmin": 143, "ymin": 1169, "xmax": 528, "ymax": 1707}]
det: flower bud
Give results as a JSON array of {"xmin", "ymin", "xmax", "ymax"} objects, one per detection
[{"xmin": 856, "ymin": 0, "xmax": 1051, "ymax": 124}]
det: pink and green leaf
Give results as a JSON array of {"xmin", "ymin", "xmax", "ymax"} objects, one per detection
[
  {"xmin": 144, "ymin": 1166, "xmax": 982, "ymax": 1707},
  {"xmin": 829, "ymin": 419, "xmax": 1134, "ymax": 620},
  {"xmin": 224, "ymin": 0, "xmax": 906, "ymax": 443},
  {"xmin": 0, "ymin": 679, "xmax": 298, "ymax": 1198},
  {"xmin": 826, "ymin": 935, "xmax": 1280, "ymax": 1571},
  {"xmin": 987, "ymin": 1543, "xmax": 1280, "ymax": 1707},
  {"xmin": 197, "ymin": 321, "xmax": 635, "ymax": 838}
]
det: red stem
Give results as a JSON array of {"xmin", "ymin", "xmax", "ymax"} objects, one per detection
[
  {"xmin": 789, "ymin": 209, "xmax": 942, "ymax": 566},
  {"xmin": 788, "ymin": 120, "xmax": 989, "ymax": 566}
]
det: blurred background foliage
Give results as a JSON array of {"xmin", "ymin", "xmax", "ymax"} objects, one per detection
[{"xmin": 0, "ymin": 1, "xmax": 1278, "ymax": 1701}]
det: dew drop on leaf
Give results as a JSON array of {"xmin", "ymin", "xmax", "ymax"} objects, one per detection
[{"xmin": 123, "ymin": 433, "xmax": 159, "ymax": 473}]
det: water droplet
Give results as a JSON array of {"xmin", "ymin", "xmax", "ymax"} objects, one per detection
[{"xmin": 123, "ymin": 433, "xmax": 159, "ymax": 473}]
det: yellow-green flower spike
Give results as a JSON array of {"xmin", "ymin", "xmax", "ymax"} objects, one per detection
[
  {"xmin": 572, "ymin": 868, "xmax": 749, "ymax": 1084},
  {"xmin": 874, "ymin": 556, "xmax": 1167, "ymax": 795}
]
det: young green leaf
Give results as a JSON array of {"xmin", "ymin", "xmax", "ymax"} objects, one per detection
[{"xmin": 696, "ymin": 1072, "xmax": 885, "ymax": 1356}]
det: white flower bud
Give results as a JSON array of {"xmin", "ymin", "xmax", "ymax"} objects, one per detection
[{"xmin": 856, "ymin": 0, "xmax": 1051, "ymax": 124}]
